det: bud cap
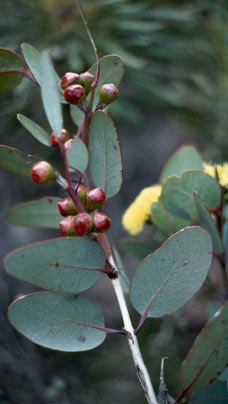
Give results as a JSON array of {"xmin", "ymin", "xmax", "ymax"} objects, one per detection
[
  {"xmin": 59, "ymin": 216, "xmax": 76, "ymax": 236},
  {"xmin": 61, "ymin": 72, "xmax": 80, "ymax": 89},
  {"xmin": 64, "ymin": 84, "xmax": 85, "ymax": 104},
  {"xmin": 58, "ymin": 198, "xmax": 77, "ymax": 216},
  {"xmin": 86, "ymin": 188, "xmax": 107, "ymax": 211},
  {"xmin": 99, "ymin": 83, "xmax": 119, "ymax": 105},
  {"xmin": 31, "ymin": 161, "xmax": 57, "ymax": 184},
  {"xmin": 93, "ymin": 212, "xmax": 111, "ymax": 233},
  {"xmin": 73, "ymin": 213, "xmax": 93, "ymax": 236}
]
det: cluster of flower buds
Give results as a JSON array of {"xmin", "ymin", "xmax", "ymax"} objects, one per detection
[
  {"xmin": 61, "ymin": 70, "xmax": 95, "ymax": 104},
  {"xmin": 61, "ymin": 70, "xmax": 119, "ymax": 107},
  {"xmin": 31, "ymin": 161, "xmax": 57, "ymax": 184},
  {"xmin": 58, "ymin": 185, "xmax": 111, "ymax": 236},
  {"xmin": 51, "ymin": 128, "xmax": 70, "ymax": 147}
]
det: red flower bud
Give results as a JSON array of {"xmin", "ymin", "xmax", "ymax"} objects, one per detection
[
  {"xmin": 59, "ymin": 216, "xmax": 76, "ymax": 236},
  {"xmin": 64, "ymin": 84, "xmax": 85, "ymax": 104},
  {"xmin": 73, "ymin": 212, "xmax": 93, "ymax": 236},
  {"xmin": 31, "ymin": 161, "xmax": 57, "ymax": 184},
  {"xmin": 61, "ymin": 72, "xmax": 80, "ymax": 89},
  {"xmin": 93, "ymin": 212, "xmax": 111, "ymax": 233},
  {"xmin": 51, "ymin": 128, "xmax": 70, "ymax": 146},
  {"xmin": 78, "ymin": 71, "xmax": 94, "ymax": 94},
  {"xmin": 86, "ymin": 188, "xmax": 107, "ymax": 211},
  {"xmin": 99, "ymin": 83, "xmax": 119, "ymax": 105},
  {"xmin": 58, "ymin": 198, "xmax": 77, "ymax": 216},
  {"xmin": 63, "ymin": 138, "xmax": 74, "ymax": 151}
]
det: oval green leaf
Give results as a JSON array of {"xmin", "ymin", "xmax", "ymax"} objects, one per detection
[
  {"xmin": 8, "ymin": 292, "xmax": 106, "ymax": 352},
  {"xmin": 40, "ymin": 51, "xmax": 63, "ymax": 137},
  {"xmin": 7, "ymin": 197, "xmax": 62, "ymax": 229},
  {"xmin": 67, "ymin": 137, "xmax": 89, "ymax": 174},
  {"xmin": 180, "ymin": 302, "xmax": 228, "ymax": 394},
  {"xmin": 17, "ymin": 114, "xmax": 51, "ymax": 147},
  {"xmin": 130, "ymin": 226, "xmax": 212, "ymax": 317},
  {"xmin": 4, "ymin": 237, "xmax": 105, "ymax": 293},
  {"xmin": 89, "ymin": 111, "xmax": 123, "ymax": 198},
  {"xmin": 70, "ymin": 105, "xmax": 85, "ymax": 127},
  {"xmin": 21, "ymin": 43, "xmax": 41, "ymax": 84},
  {"xmin": 193, "ymin": 191, "xmax": 223, "ymax": 255},
  {"xmin": 191, "ymin": 381, "xmax": 228, "ymax": 404},
  {"xmin": 151, "ymin": 201, "xmax": 190, "ymax": 235},
  {"xmin": 0, "ymin": 145, "xmax": 40, "ymax": 177},
  {"xmin": 161, "ymin": 170, "xmax": 221, "ymax": 221},
  {"xmin": 0, "ymin": 48, "xmax": 25, "ymax": 94},
  {"xmin": 89, "ymin": 54, "xmax": 125, "ymax": 107},
  {"xmin": 160, "ymin": 145, "xmax": 203, "ymax": 183}
]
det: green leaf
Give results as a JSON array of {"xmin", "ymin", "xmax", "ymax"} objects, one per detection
[
  {"xmin": 218, "ymin": 366, "xmax": 228, "ymax": 381},
  {"xmin": 21, "ymin": 43, "xmax": 41, "ymax": 84},
  {"xmin": 89, "ymin": 54, "xmax": 125, "ymax": 107},
  {"xmin": 40, "ymin": 51, "xmax": 63, "ymax": 137},
  {"xmin": 191, "ymin": 381, "xmax": 228, "ymax": 404},
  {"xmin": 161, "ymin": 170, "xmax": 221, "ymax": 221},
  {"xmin": 4, "ymin": 237, "xmax": 105, "ymax": 294},
  {"xmin": 151, "ymin": 201, "xmax": 190, "ymax": 235},
  {"xmin": 0, "ymin": 145, "xmax": 40, "ymax": 177},
  {"xmin": 21, "ymin": 43, "xmax": 60, "ymax": 86},
  {"xmin": 160, "ymin": 146, "xmax": 203, "ymax": 184},
  {"xmin": 180, "ymin": 302, "xmax": 228, "ymax": 394},
  {"xmin": 70, "ymin": 105, "xmax": 85, "ymax": 127},
  {"xmin": 193, "ymin": 192, "xmax": 223, "ymax": 255},
  {"xmin": 89, "ymin": 111, "xmax": 123, "ymax": 198},
  {"xmin": 130, "ymin": 226, "xmax": 212, "ymax": 317},
  {"xmin": 7, "ymin": 197, "xmax": 62, "ymax": 229},
  {"xmin": 0, "ymin": 48, "xmax": 25, "ymax": 94},
  {"xmin": 8, "ymin": 292, "xmax": 106, "ymax": 352},
  {"xmin": 119, "ymin": 238, "xmax": 156, "ymax": 260},
  {"xmin": 67, "ymin": 137, "xmax": 88, "ymax": 174},
  {"xmin": 17, "ymin": 114, "xmax": 51, "ymax": 147}
]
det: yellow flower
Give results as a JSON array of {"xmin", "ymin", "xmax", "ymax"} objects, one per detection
[
  {"xmin": 203, "ymin": 162, "xmax": 228, "ymax": 187},
  {"xmin": 202, "ymin": 162, "xmax": 216, "ymax": 179},
  {"xmin": 122, "ymin": 185, "xmax": 162, "ymax": 235},
  {"xmin": 217, "ymin": 163, "xmax": 228, "ymax": 187}
]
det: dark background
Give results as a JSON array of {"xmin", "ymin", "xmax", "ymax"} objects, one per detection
[{"xmin": 0, "ymin": 1, "xmax": 228, "ymax": 403}]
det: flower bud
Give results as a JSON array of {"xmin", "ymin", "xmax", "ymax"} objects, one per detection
[
  {"xmin": 64, "ymin": 138, "xmax": 74, "ymax": 151},
  {"xmin": 64, "ymin": 84, "xmax": 85, "ymax": 104},
  {"xmin": 99, "ymin": 83, "xmax": 119, "ymax": 105},
  {"xmin": 73, "ymin": 212, "xmax": 93, "ymax": 236},
  {"xmin": 31, "ymin": 161, "xmax": 57, "ymax": 184},
  {"xmin": 76, "ymin": 183, "xmax": 90, "ymax": 205},
  {"xmin": 93, "ymin": 212, "xmax": 111, "ymax": 233},
  {"xmin": 86, "ymin": 187, "xmax": 107, "ymax": 211},
  {"xmin": 58, "ymin": 197, "xmax": 77, "ymax": 216},
  {"xmin": 78, "ymin": 71, "xmax": 94, "ymax": 94},
  {"xmin": 61, "ymin": 72, "xmax": 80, "ymax": 89},
  {"xmin": 51, "ymin": 128, "xmax": 70, "ymax": 147},
  {"xmin": 59, "ymin": 216, "xmax": 76, "ymax": 236}
]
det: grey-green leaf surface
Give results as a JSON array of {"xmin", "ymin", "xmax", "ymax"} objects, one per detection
[
  {"xmin": 160, "ymin": 145, "xmax": 202, "ymax": 183},
  {"xmin": 70, "ymin": 105, "xmax": 85, "ymax": 127},
  {"xmin": 161, "ymin": 170, "xmax": 221, "ymax": 221},
  {"xmin": 8, "ymin": 292, "xmax": 106, "ymax": 352},
  {"xmin": 0, "ymin": 145, "xmax": 39, "ymax": 177},
  {"xmin": 180, "ymin": 302, "xmax": 228, "ymax": 394},
  {"xmin": 130, "ymin": 226, "xmax": 212, "ymax": 317},
  {"xmin": 222, "ymin": 205, "xmax": 228, "ymax": 271},
  {"xmin": 4, "ymin": 237, "xmax": 105, "ymax": 294},
  {"xmin": 89, "ymin": 54, "xmax": 125, "ymax": 107},
  {"xmin": 40, "ymin": 51, "xmax": 63, "ymax": 137},
  {"xmin": 0, "ymin": 47, "xmax": 25, "ymax": 94},
  {"xmin": 151, "ymin": 201, "xmax": 190, "ymax": 235},
  {"xmin": 7, "ymin": 197, "xmax": 62, "ymax": 229},
  {"xmin": 191, "ymin": 381, "xmax": 228, "ymax": 404},
  {"xmin": 89, "ymin": 111, "xmax": 123, "ymax": 198},
  {"xmin": 67, "ymin": 137, "xmax": 88, "ymax": 174},
  {"xmin": 193, "ymin": 192, "xmax": 223, "ymax": 255},
  {"xmin": 113, "ymin": 246, "xmax": 130, "ymax": 294},
  {"xmin": 21, "ymin": 43, "xmax": 41, "ymax": 84},
  {"xmin": 17, "ymin": 114, "xmax": 51, "ymax": 147}
]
